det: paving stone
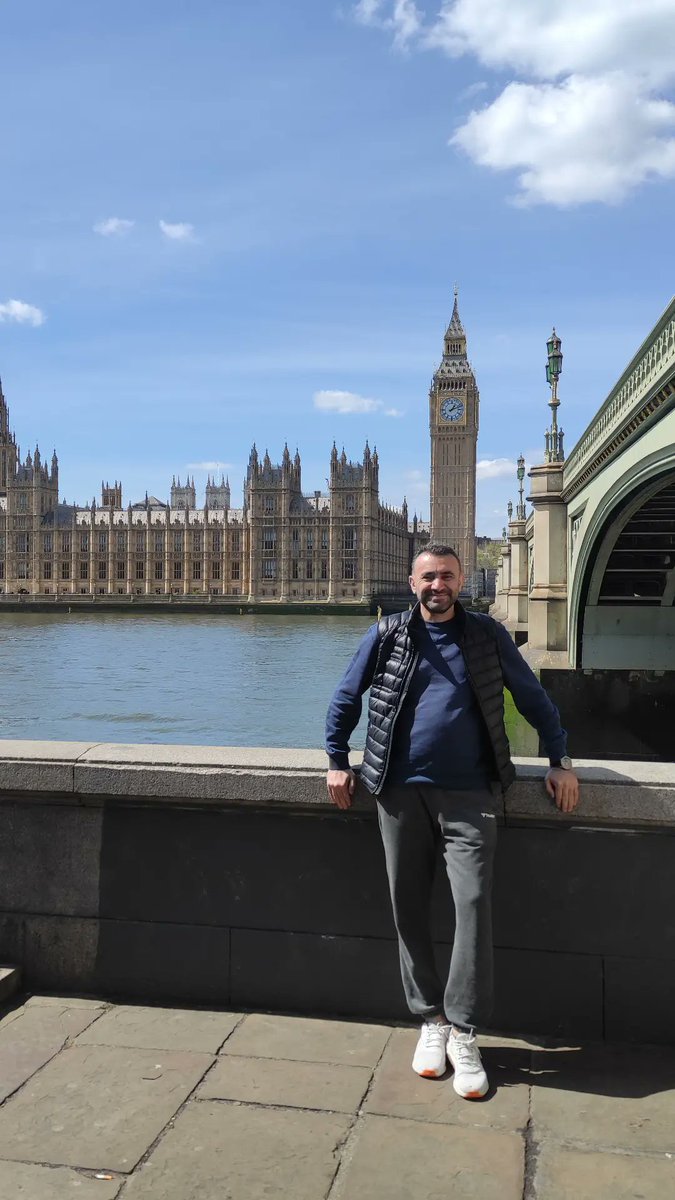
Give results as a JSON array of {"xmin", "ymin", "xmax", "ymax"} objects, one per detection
[
  {"xmin": 332, "ymin": 1114, "xmax": 524, "ymax": 1199},
  {"xmin": 0, "ymin": 1044, "xmax": 213, "ymax": 1172},
  {"xmin": 0, "ymin": 1003, "xmax": 104, "ymax": 1104},
  {"xmin": 74, "ymin": 1005, "xmax": 243, "ymax": 1053},
  {"xmin": 221, "ymin": 1012, "xmax": 391, "ymax": 1066},
  {"xmin": 530, "ymin": 1044, "xmax": 675, "ymax": 1153},
  {"xmin": 533, "ymin": 1144, "xmax": 675, "ymax": 1199},
  {"xmin": 197, "ymin": 1052, "xmax": 372, "ymax": 1112},
  {"xmin": 25, "ymin": 995, "xmax": 109, "ymax": 1009},
  {"xmin": 123, "ymin": 1099, "xmax": 350, "ymax": 1200},
  {"xmin": 363, "ymin": 1029, "xmax": 531, "ymax": 1131},
  {"xmin": 0, "ymin": 1159, "xmax": 123, "ymax": 1198}
]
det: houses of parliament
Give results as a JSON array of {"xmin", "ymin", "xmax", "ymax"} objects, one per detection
[{"xmin": 0, "ymin": 294, "xmax": 478, "ymax": 602}]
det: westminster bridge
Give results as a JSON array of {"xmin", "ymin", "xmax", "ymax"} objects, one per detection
[{"xmin": 494, "ymin": 297, "xmax": 675, "ymax": 760}]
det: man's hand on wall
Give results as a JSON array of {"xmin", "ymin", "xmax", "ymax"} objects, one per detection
[
  {"xmin": 545, "ymin": 768, "xmax": 580, "ymax": 813},
  {"xmin": 327, "ymin": 769, "xmax": 356, "ymax": 810}
]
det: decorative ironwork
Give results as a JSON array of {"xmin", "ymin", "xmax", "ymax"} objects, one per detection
[
  {"xmin": 544, "ymin": 329, "xmax": 565, "ymax": 463},
  {"xmin": 564, "ymin": 304, "xmax": 675, "ymax": 489}
]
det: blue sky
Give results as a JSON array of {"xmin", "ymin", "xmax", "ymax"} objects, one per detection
[{"xmin": 1, "ymin": 0, "xmax": 673, "ymax": 535}]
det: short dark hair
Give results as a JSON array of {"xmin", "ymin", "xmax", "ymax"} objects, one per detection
[{"xmin": 411, "ymin": 542, "xmax": 462, "ymax": 570}]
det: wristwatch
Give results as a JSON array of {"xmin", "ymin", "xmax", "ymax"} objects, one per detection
[{"xmin": 550, "ymin": 756, "xmax": 573, "ymax": 770}]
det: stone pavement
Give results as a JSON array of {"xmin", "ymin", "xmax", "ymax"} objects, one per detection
[{"xmin": 0, "ymin": 997, "xmax": 674, "ymax": 1198}]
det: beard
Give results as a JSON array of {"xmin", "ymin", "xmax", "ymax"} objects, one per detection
[{"xmin": 419, "ymin": 587, "xmax": 459, "ymax": 611}]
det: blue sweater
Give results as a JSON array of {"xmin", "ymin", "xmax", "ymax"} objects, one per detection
[{"xmin": 325, "ymin": 614, "xmax": 567, "ymax": 790}]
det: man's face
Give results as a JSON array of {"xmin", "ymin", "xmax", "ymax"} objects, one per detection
[{"xmin": 409, "ymin": 553, "xmax": 464, "ymax": 619}]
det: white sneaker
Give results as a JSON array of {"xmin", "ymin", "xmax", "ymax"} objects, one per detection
[
  {"xmin": 412, "ymin": 1021, "xmax": 451, "ymax": 1078},
  {"xmin": 446, "ymin": 1029, "xmax": 489, "ymax": 1099}
]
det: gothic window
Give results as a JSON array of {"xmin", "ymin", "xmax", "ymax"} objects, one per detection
[
  {"xmin": 155, "ymin": 562, "xmax": 163, "ymax": 581},
  {"xmin": 306, "ymin": 531, "xmax": 313, "ymax": 551},
  {"xmin": 192, "ymin": 561, "xmax": 201, "ymax": 580},
  {"xmin": 345, "ymin": 495, "xmax": 355, "ymax": 513},
  {"xmin": 231, "ymin": 530, "xmax": 240, "ymax": 553},
  {"xmin": 292, "ymin": 529, "xmax": 300, "ymax": 553},
  {"xmin": 99, "ymin": 532, "xmax": 108, "ymax": 553},
  {"xmin": 0, "ymin": 563, "xmax": 5, "ymax": 580},
  {"xmin": 173, "ymin": 532, "xmax": 184, "ymax": 553},
  {"xmin": 16, "ymin": 533, "xmax": 28, "ymax": 554},
  {"xmin": 43, "ymin": 562, "xmax": 52, "ymax": 580},
  {"xmin": 61, "ymin": 562, "xmax": 70, "ymax": 580},
  {"xmin": 116, "ymin": 561, "xmax": 125, "ymax": 580},
  {"xmin": 135, "ymin": 532, "xmax": 146, "ymax": 553},
  {"xmin": 80, "ymin": 533, "xmax": 89, "ymax": 553},
  {"xmin": 18, "ymin": 493, "xmax": 27, "ymax": 513},
  {"xmin": 135, "ymin": 561, "xmax": 144, "ymax": 580},
  {"xmin": 212, "ymin": 561, "xmax": 221, "ymax": 580},
  {"xmin": 262, "ymin": 527, "xmax": 277, "ymax": 553},
  {"xmin": 98, "ymin": 562, "xmax": 107, "ymax": 580},
  {"xmin": 43, "ymin": 533, "xmax": 53, "ymax": 553},
  {"xmin": 320, "ymin": 560, "xmax": 327, "ymax": 580},
  {"xmin": 264, "ymin": 495, "xmax": 276, "ymax": 514},
  {"xmin": 343, "ymin": 560, "xmax": 356, "ymax": 580},
  {"xmin": 292, "ymin": 560, "xmax": 299, "ymax": 580},
  {"xmin": 342, "ymin": 527, "xmax": 355, "ymax": 551},
  {"xmin": 154, "ymin": 532, "xmax": 164, "ymax": 554},
  {"xmin": 116, "ymin": 532, "xmax": 125, "ymax": 553},
  {"xmin": 262, "ymin": 559, "xmax": 277, "ymax": 579},
  {"xmin": 231, "ymin": 561, "xmax": 240, "ymax": 580},
  {"xmin": 212, "ymin": 532, "xmax": 221, "ymax": 553},
  {"xmin": 321, "ymin": 530, "xmax": 328, "ymax": 551},
  {"xmin": 173, "ymin": 561, "xmax": 183, "ymax": 580},
  {"xmin": 306, "ymin": 561, "xmax": 313, "ymax": 580},
  {"xmin": 80, "ymin": 562, "xmax": 89, "ymax": 580},
  {"xmin": 193, "ymin": 532, "xmax": 202, "ymax": 553},
  {"xmin": 17, "ymin": 561, "xmax": 28, "ymax": 580}
]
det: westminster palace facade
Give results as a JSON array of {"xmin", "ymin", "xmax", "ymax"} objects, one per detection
[{"xmin": 0, "ymin": 295, "xmax": 480, "ymax": 601}]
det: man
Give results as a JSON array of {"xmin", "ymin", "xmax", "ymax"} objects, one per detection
[{"xmin": 325, "ymin": 544, "xmax": 579, "ymax": 1100}]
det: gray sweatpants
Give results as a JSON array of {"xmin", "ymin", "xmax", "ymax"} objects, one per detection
[{"xmin": 376, "ymin": 784, "xmax": 497, "ymax": 1029}]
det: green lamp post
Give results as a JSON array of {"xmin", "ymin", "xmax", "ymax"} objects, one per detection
[{"xmin": 544, "ymin": 328, "xmax": 564, "ymax": 462}]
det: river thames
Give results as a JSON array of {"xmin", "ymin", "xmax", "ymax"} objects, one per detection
[{"xmin": 0, "ymin": 612, "xmax": 537, "ymax": 753}]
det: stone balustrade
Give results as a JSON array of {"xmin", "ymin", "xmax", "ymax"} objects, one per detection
[{"xmin": 1, "ymin": 741, "xmax": 674, "ymax": 1042}]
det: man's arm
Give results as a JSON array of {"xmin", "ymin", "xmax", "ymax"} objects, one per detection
[
  {"xmin": 494, "ymin": 621, "xmax": 579, "ymax": 813},
  {"xmin": 325, "ymin": 623, "xmax": 380, "ymax": 810}
]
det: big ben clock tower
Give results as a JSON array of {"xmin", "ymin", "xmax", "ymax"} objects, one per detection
[{"xmin": 429, "ymin": 288, "xmax": 478, "ymax": 574}]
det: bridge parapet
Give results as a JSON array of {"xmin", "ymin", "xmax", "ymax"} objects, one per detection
[
  {"xmin": 1, "ymin": 740, "xmax": 675, "ymax": 1042},
  {"xmin": 564, "ymin": 298, "xmax": 675, "ymax": 498}
]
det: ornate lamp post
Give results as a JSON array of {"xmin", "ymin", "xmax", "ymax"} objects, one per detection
[
  {"xmin": 516, "ymin": 455, "xmax": 526, "ymax": 519},
  {"xmin": 544, "ymin": 328, "xmax": 564, "ymax": 462}
]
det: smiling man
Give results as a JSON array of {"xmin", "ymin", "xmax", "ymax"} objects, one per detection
[{"xmin": 325, "ymin": 543, "xmax": 579, "ymax": 1099}]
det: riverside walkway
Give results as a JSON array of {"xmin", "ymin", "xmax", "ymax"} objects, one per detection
[{"xmin": 0, "ymin": 995, "xmax": 674, "ymax": 1198}]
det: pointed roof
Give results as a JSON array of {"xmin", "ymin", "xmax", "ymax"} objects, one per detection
[{"xmin": 445, "ymin": 285, "xmax": 465, "ymax": 339}]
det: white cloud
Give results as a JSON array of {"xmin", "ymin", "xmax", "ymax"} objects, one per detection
[
  {"xmin": 453, "ymin": 73, "xmax": 675, "ymax": 206},
  {"xmin": 93, "ymin": 217, "xmax": 135, "ymax": 237},
  {"xmin": 476, "ymin": 457, "xmax": 516, "ymax": 480},
  {"xmin": 423, "ymin": 1, "xmax": 675, "ymax": 87},
  {"xmin": 0, "ymin": 299, "xmax": 45, "ymax": 327},
  {"xmin": 313, "ymin": 389, "xmax": 403, "ymax": 417},
  {"xmin": 187, "ymin": 461, "xmax": 232, "ymax": 471},
  {"xmin": 354, "ymin": 0, "xmax": 422, "ymax": 48},
  {"xmin": 159, "ymin": 220, "xmax": 195, "ymax": 241},
  {"xmin": 353, "ymin": 0, "xmax": 675, "ymax": 205}
]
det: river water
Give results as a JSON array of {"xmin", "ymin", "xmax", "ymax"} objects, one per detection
[
  {"xmin": 0, "ymin": 612, "xmax": 373, "ymax": 749},
  {"xmin": 0, "ymin": 611, "xmax": 537, "ymax": 754}
]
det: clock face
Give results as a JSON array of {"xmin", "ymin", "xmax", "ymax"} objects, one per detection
[{"xmin": 440, "ymin": 396, "xmax": 465, "ymax": 423}]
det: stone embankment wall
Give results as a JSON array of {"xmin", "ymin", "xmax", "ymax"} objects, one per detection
[{"xmin": 0, "ymin": 742, "xmax": 673, "ymax": 1043}]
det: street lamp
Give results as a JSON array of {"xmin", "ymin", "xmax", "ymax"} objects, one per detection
[
  {"xmin": 516, "ymin": 455, "xmax": 526, "ymax": 519},
  {"xmin": 544, "ymin": 328, "xmax": 564, "ymax": 462}
]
